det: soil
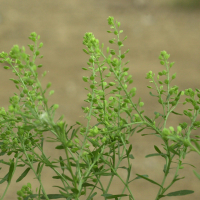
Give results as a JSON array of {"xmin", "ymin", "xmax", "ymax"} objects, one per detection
[{"xmin": 0, "ymin": 0, "xmax": 200, "ymax": 199}]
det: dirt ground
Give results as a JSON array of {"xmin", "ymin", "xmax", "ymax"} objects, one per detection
[{"xmin": 0, "ymin": 0, "xmax": 200, "ymax": 199}]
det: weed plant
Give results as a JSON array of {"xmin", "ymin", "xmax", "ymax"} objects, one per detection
[{"xmin": 0, "ymin": 16, "xmax": 200, "ymax": 200}]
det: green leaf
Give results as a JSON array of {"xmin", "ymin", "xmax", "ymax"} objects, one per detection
[
  {"xmin": 28, "ymin": 193, "xmax": 70, "ymax": 199},
  {"xmin": 59, "ymin": 156, "xmax": 65, "ymax": 173},
  {"xmin": 154, "ymin": 145, "xmax": 161, "ymax": 153},
  {"xmin": 82, "ymin": 183, "xmax": 96, "ymax": 187},
  {"xmin": 62, "ymin": 173, "xmax": 73, "ymax": 182},
  {"xmin": 59, "ymin": 190, "xmax": 72, "ymax": 198},
  {"xmin": 55, "ymin": 145, "xmax": 64, "ymax": 149},
  {"xmin": 86, "ymin": 192, "xmax": 97, "ymax": 200},
  {"xmin": 95, "ymin": 172, "xmax": 116, "ymax": 176},
  {"xmin": 193, "ymin": 170, "xmax": 200, "ymax": 180},
  {"xmin": 128, "ymin": 154, "xmax": 134, "ymax": 159},
  {"xmin": 52, "ymin": 186, "xmax": 66, "ymax": 192},
  {"xmin": 144, "ymin": 116, "xmax": 153, "ymax": 124},
  {"xmin": 145, "ymin": 153, "xmax": 166, "ymax": 158},
  {"xmin": 126, "ymin": 144, "xmax": 132, "ymax": 157},
  {"xmin": 82, "ymin": 76, "xmax": 88, "ymax": 82},
  {"xmin": 36, "ymin": 162, "xmax": 44, "ymax": 175},
  {"xmin": 128, "ymin": 174, "xmax": 148, "ymax": 183},
  {"xmin": 102, "ymin": 194, "xmax": 128, "ymax": 199},
  {"xmin": 171, "ymin": 111, "xmax": 182, "ymax": 115},
  {"xmin": 135, "ymin": 174, "xmax": 163, "ymax": 188},
  {"xmin": 149, "ymin": 92, "xmax": 159, "ymax": 97},
  {"xmin": 0, "ymin": 173, "xmax": 8, "ymax": 184},
  {"xmin": 191, "ymin": 138, "xmax": 200, "ymax": 151},
  {"xmin": 166, "ymin": 93, "xmax": 171, "ymax": 100},
  {"xmin": 165, "ymin": 190, "xmax": 194, "ymax": 196},
  {"xmin": 7, "ymin": 159, "xmax": 15, "ymax": 183},
  {"xmin": 0, "ymin": 151, "xmax": 6, "ymax": 156},
  {"xmin": 154, "ymin": 112, "xmax": 164, "ymax": 118},
  {"xmin": 16, "ymin": 167, "xmax": 31, "ymax": 182},
  {"xmin": 71, "ymin": 188, "xmax": 79, "ymax": 194},
  {"xmin": 168, "ymin": 145, "xmax": 179, "ymax": 155},
  {"xmin": 83, "ymin": 49, "xmax": 89, "ymax": 54},
  {"xmin": 137, "ymin": 127, "xmax": 146, "ymax": 133}
]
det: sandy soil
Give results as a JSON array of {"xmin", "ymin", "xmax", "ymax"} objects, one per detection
[{"xmin": 0, "ymin": 0, "xmax": 200, "ymax": 199}]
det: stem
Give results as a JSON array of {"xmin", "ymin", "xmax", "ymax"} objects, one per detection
[
  {"xmin": 22, "ymin": 145, "xmax": 49, "ymax": 200},
  {"xmin": 154, "ymin": 142, "xmax": 179, "ymax": 200},
  {"xmin": 0, "ymin": 155, "xmax": 19, "ymax": 200}
]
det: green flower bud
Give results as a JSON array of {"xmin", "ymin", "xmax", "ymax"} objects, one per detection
[
  {"xmin": 169, "ymin": 126, "xmax": 174, "ymax": 132},
  {"xmin": 107, "ymin": 16, "xmax": 114, "ymax": 25},
  {"xmin": 172, "ymin": 73, "xmax": 176, "ymax": 80},
  {"xmin": 39, "ymin": 42, "xmax": 43, "ymax": 48},
  {"xmin": 160, "ymin": 51, "xmax": 167, "ymax": 56},
  {"xmin": 121, "ymin": 54, "xmax": 125, "ymax": 59},
  {"xmin": 177, "ymin": 126, "xmax": 182, "ymax": 134},
  {"xmin": 182, "ymin": 138, "xmax": 191, "ymax": 147},
  {"xmin": 109, "ymin": 82, "xmax": 115, "ymax": 86},
  {"xmin": 74, "ymin": 138, "xmax": 79, "ymax": 144},
  {"xmin": 71, "ymin": 148, "xmax": 78, "ymax": 153},
  {"xmin": 53, "ymin": 104, "xmax": 59, "ymax": 110},
  {"xmin": 85, "ymin": 143, "xmax": 90, "ymax": 148},
  {"xmin": 164, "ymin": 79, "xmax": 169, "ymax": 84},
  {"xmin": 160, "ymin": 61, "xmax": 165, "ymax": 65},
  {"xmin": 170, "ymin": 62, "xmax": 175, "ymax": 68},
  {"xmin": 17, "ymin": 190, "xmax": 23, "ymax": 196},
  {"xmin": 139, "ymin": 102, "xmax": 144, "ymax": 107},
  {"xmin": 162, "ymin": 128, "xmax": 171, "ymax": 136},
  {"xmin": 101, "ymin": 137, "xmax": 106, "ymax": 143}
]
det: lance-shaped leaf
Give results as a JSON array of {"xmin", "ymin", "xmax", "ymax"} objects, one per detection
[
  {"xmin": 7, "ymin": 159, "xmax": 15, "ymax": 183},
  {"xmin": 165, "ymin": 190, "xmax": 194, "ymax": 196},
  {"xmin": 86, "ymin": 192, "xmax": 97, "ymax": 200},
  {"xmin": 193, "ymin": 170, "xmax": 200, "ymax": 180},
  {"xmin": 144, "ymin": 115, "xmax": 153, "ymax": 124},
  {"xmin": 135, "ymin": 174, "xmax": 163, "ymax": 188},
  {"xmin": 102, "ymin": 194, "xmax": 128, "ymax": 199},
  {"xmin": 16, "ymin": 167, "xmax": 31, "ymax": 182}
]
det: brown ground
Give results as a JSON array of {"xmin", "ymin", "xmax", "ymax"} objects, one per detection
[{"xmin": 1, "ymin": 0, "xmax": 200, "ymax": 199}]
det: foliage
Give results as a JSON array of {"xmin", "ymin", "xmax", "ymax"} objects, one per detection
[{"xmin": 0, "ymin": 16, "xmax": 200, "ymax": 200}]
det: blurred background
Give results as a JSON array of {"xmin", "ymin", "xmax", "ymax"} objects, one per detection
[{"xmin": 0, "ymin": 0, "xmax": 200, "ymax": 199}]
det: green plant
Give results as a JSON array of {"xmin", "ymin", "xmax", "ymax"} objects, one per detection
[{"xmin": 0, "ymin": 16, "xmax": 200, "ymax": 200}]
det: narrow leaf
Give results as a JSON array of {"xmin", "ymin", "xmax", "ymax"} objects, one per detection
[
  {"xmin": 135, "ymin": 174, "xmax": 163, "ymax": 188},
  {"xmin": 144, "ymin": 116, "xmax": 153, "ymax": 124},
  {"xmin": 128, "ymin": 174, "xmax": 148, "ymax": 183},
  {"xmin": 171, "ymin": 111, "xmax": 182, "ymax": 116},
  {"xmin": 168, "ymin": 146, "xmax": 179, "ymax": 155},
  {"xmin": 129, "ymin": 154, "xmax": 134, "ymax": 159},
  {"xmin": 86, "ymin": 192, "xmax": 97, "ymax": 200},
  {"xmin": 166, "ymin": 93, "xmax": 171, "ymax": 100},
  {"xmin": 137, "ymin": 127, "xmax": 146, "ymax": 133},
  {"xmin": 82, "ymin": 183, "xmax": 96, "ymax": 187},
  {"xmin": 16, "ymin": 167, "xmax": 31, "ymax": 182},
  {"xmin": 59, "ymin": 190, "xmax": 72, "ymax": 198},
  {"xmin": 145, "ymin": 153, "xmax": 166, "ymax": 158},
  {"xmin": 149, "ymin": 92, "xmax": 159, "ymax": 97},
  {"xmin": 191, "ymin": 139, "xmax": 200, "ymax": 151},
  {"xmin": 102, "ymin": 194, "xmax": 128, "ymax": 199},
  {"xmin": 193, "ymin": 170, "xmax": 200, "ymax": 180},
  {"xmin": 126, "ymin": 144, "xmax": 132, "ymax": 157},
  {"xmin": 59, "ymin": 156, "xmax": 65, "ymax": 172},
  {"xmin": 0, "ymin": 173, "xmax": 8, "ymax": 184},
  {"xmin": 166, "ymin": 190, "xmax": 194, "ymax": 196},
  {"xmin": 154, "ymin": 145, "xmax": 161, "ymax": 153},
  {"xmin": 7, "ymin": 160, "xmax": 15, "ymax": 183},
  {"xmin": 55, "ymin": 145, "xmax": 64, "ymax": 149}
]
